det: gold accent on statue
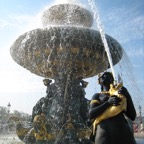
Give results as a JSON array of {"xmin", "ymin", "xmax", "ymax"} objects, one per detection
[
  {"xmin": 34, "ymin": 50, "xmax": 41, "ymax": 57},
  {"xmin": 66, "ymin": 122, "xmax": 75, "ymax": 129},
  {"xmin": 71, "ymin": 47, "xmax": 79, "ymax": 54},
  {"xmin": 92, "ymin": 83, "xmax": 127, "ymax": 134},
  {"xmin": 8, "ymin": 116, "xmax": 32, "ymax": 139},
  {"xmin": 77, "ymin": 128, "xmax": 92, "ymax": 139},
  {"xmin": 90, "ymin": 100, "xmax": 100, "ymax": 105},
  {"xmin": 47, "ymin": 133, "xmax": 55, "ymax": 140},
  {"xmin": 65, "ymin": 114, "xmax": 75, "ymax": 130},
  {"xmin": 33, "ymin": 114, "xmax": 55, "ymax": 141},
  {"xmin": 34, "ymin": 126, "xmax": 48, "ymax": 140},
  {"xmin": 16, "ymin": 126, "xmax": 31, "ymax": 137}
]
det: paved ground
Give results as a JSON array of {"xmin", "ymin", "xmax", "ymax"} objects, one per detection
[
  {"xmin": 0, "ymin": 134, "xmax": 143, "ymax": 144},
  {"xmin": 135, "ymin": 138, "xmax": 144, "ymax": 144}
]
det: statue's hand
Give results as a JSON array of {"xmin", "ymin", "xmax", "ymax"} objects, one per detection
[
  {"xmin": 118, "ymin": 87, "xmax": 129, "ymax": 98},
  {"xmin": 108, "ymin": 95, "xmax": 122, "ymax": 106}
]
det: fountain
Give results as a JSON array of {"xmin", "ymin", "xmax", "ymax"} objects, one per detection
[{"xmin": 10, "ymin": 3, "xmax": 123, "ymax": 144}]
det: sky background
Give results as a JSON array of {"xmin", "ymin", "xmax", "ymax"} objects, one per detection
[{"xmin": 0, "ymin": 0, "xmax": 144, "ymax": 116}]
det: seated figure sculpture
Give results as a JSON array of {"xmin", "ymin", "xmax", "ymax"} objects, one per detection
[
  {"xmin": 31, "ymin": 97, "xmax": 45, "ymax": 122},
  {"xmin": 31, "ymin": 79, "xmax": 53, "ymax": 121},
  {"xmin": 24, "ymin": 114, "xmax": 54, "ymax": 144},
  {"xmin": 89, "ymin": 72, "xmax": 137, "ymax": 144}
]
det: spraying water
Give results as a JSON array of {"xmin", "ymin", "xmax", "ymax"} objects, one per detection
[
  {"xmin": 88, "ymin": 0, "xmax": 117, "ymax": 83},
  {"xmin": 87, "ymin": 0, "xmax": 143, "ymax": 116}
]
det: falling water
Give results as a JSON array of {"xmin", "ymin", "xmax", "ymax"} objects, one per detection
[
  {"xmin": 87, "ymin": 0, "xmax": 142, "ymax": 97},
  {"xmin": 87, "ymin": 2, "xmax": 144, "ymax": 142},
  {"xmin": 87, "ymin": 0, "xmax": 144, "ymax": 117},
  {"xmin": 88, "ymin": 0, "xmax": 117, "ymax": 82}
]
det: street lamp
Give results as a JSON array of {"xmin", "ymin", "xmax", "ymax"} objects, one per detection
[
  {"xmin": 139, "ymin": 105, "xmax": 141, "ymax": 116},
  {"xmin": 138, "ymin": 105, "xmax": 142, "ymax": 124},
  {"xmin": 7, "ymin": 102, "xmax": 11, "ymax": 113}
]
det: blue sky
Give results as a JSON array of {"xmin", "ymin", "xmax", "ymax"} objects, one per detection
[{"xmin": 0, "ymin": 0, "xmax": 144, "ymax": 115}]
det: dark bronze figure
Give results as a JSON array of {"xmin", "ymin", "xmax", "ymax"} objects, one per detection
[
  {"xmin": 31, "ymin": 97, "xmax": 45, "ymax": 122},
  {"xmin": 89, "ymin": 72, "xmax": 137, "ymax": 144}
]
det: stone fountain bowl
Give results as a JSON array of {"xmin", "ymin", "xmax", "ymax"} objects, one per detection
[
  {"xmin": 10, "ymin": 26, "xmax": 123, "ymax": 79},
  {"xmin": 41, "ymin": 4, "xmax": 93, "ymax": 27}
]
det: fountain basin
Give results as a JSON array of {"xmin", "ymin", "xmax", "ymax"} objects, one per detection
[
  {"xmin": 10, "ymin": 26, "xmax": 123, "ymax": 79},
  {"xmin": 41, "ymin": 4, "xmax": 93, "ymax": 27}
]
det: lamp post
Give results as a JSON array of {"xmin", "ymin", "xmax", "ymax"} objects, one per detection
[
  {"xmin": 139, "ymin": 105, "xmax": 144, "ymax": 133},
  {"xmin": 139, "ymin": 105, "xmax": 142, "ymax": 122},
  {"xmin": 138, "ymin": 105, "xmax": 142, "ymax": 123},
  {"xmin": 7, "ymin": 102, "xmax": 11, "ymax": 114}
]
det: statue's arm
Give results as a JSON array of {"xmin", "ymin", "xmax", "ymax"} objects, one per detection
[
  {"xmin": 89, "ymin": 93, "xmax": 109, "ymax": 120},
  {"xmin": 118, "ymin": 87, "xmax": 136, "ymax": 121}
]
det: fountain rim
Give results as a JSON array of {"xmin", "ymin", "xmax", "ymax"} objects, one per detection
[{"xmin": 10, "ymin": 26, "xmax": 123, "ymax": 79}]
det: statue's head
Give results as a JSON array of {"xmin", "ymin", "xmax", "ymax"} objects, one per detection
[
  {"xmin": 43, "ymin": 79, "xmax": 52, "ymax": 86},
  {"xmin": 98, "ymin": 72, "xmax": 114, "ymax": 87}
]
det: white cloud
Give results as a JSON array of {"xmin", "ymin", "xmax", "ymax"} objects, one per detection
[
  {"xmin": 101, "ymin": 6, "xmax": 144, "ymax": 44},
  {"xmin": 0, "ymin": 11, "xmax": 43, "ymax": 34},
  {"xmin": 0, "ymin": 19, "xmax": 9, "ymax": 28},
  {"xmin": 0, "ymin": 10, "xmax": 46, "ymax": 94}
]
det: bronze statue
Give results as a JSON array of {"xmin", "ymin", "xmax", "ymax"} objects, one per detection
[
  {"xmin": 31, "ymin": 97, "xmax": 45, "ymax": 122},
  {"xmin": 89, "ymin": 72, "xmax": 137, "ymax": 144},
  {"xmin": 24, "ymin": 114, "xmax": 55, "ymax": 144}
]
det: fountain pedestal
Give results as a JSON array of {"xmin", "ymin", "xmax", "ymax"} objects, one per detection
[
  {"xmin": 42, "ymin": 76, "xmax": 91, "ymax": 144},
  {"xmin": 10, "ymin": 4, "xmax": 123, "ymax": 144}
]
